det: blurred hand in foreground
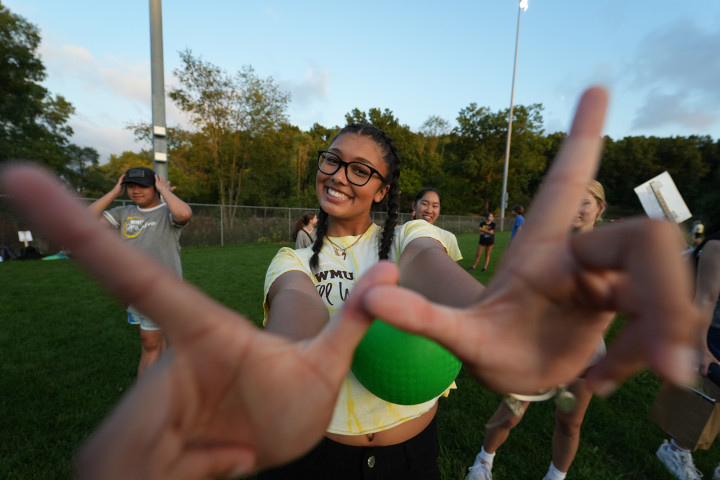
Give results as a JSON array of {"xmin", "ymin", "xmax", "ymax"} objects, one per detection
[
  {"xmin": 359, "ymin": 87, "xmax": 701, "ymax": 396},
  {"xmin": 1, "ymin": 164, "xmax": 391, "ymax": 479}
]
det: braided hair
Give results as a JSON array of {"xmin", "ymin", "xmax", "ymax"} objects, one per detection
[{"xmin": 309, "ymin": 124, "xmax": 401, "ymax": 272}]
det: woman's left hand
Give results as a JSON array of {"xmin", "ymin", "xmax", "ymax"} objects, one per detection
[{"xmin": 0, "ymin": 164, "xmax": 387, "ymax": 479}]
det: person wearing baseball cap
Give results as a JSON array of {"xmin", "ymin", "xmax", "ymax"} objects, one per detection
[{"xmin": 88, "ymin": 166, "xmax": 193, "ymax": 376}]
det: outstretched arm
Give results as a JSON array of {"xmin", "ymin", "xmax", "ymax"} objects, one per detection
[
  {"xmin": 397, "ymin": 236, "xmax": 482, "ymax": 307},
  {"xmin": 359, "ymin": 86, "xmax": 701, "ymax": 396},
  {"xmin": 0, "ymin": 163, "xmax": 389, "ymax": 480}
]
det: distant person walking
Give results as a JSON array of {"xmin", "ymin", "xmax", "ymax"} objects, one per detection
[
  {"xmin": 469, "ymin": 213, "xmax": 495, "ymax": 271},
  {"xmin": 88, "ymin": 167, "xmax": 192, "ymax": 376},
  {"xmin": 292, "ymin": 212, "xmax": 318, "ymax": 249},
  {"xmin": 510, "ymin": 204, "xmax": 525, "ymax": 242}
]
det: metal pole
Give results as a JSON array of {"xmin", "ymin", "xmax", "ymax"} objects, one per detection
[
  {"xmin": 499, "ymin": 4, "xmax": 522, "ymax": 231},
  {"xmin": 149, "ymin": 0, "xmax": 168, "ymax": 179}
]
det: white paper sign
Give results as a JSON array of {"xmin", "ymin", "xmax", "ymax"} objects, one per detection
[
  {"xmin": 18, "ymin": 230, "xmax": 33, "ymax": 242},
  {"xmin": 634, "ymin": 171, "xmax": 691, "ymax": 223}
]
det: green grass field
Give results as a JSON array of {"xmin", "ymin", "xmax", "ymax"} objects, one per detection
[{"xmin": 2, "ymin": 233, "xmax": 719, "ymax": 479}]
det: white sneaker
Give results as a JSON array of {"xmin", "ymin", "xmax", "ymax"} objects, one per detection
[
  {"xmin": 466, "ymin": 461, "xmax": 493, "ymax": 480},
  {"xmin": 656, "ymin": 440, "xmax": 703, "ymax": 480},
  {"xmin": 712, "ymin": 463, "xmax": 720, "ymax": 480}
]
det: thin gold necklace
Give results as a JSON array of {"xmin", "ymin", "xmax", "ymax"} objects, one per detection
[{"xmin": 326, "ymin": 233, "xmax": 364, "ymax": 260}]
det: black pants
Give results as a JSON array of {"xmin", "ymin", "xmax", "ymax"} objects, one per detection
[{"xmin": 257, "ymin": 417, "xmax": 441, "ymax": 480}]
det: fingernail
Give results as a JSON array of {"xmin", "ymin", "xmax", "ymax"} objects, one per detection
[
  {"xmin": 665, "ymin": 346, "xmax": 697, "ymax": 386},
  {"xmin": 229, "ymin": 464, "xmax": 251, "ymax": 478},
  {"xmin": 592, "ymin": 379, "xmax": 618, "ymax": 397}
]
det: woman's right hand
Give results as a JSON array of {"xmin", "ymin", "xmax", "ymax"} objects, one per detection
[{"xmin": 358, "ymin": 87, "xmax": 702, "ymax": 396}]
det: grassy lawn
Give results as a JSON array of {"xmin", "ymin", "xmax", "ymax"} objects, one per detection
[{"xmin": 2, "ymin": 233, "xmax": 718, "ymax": 479}]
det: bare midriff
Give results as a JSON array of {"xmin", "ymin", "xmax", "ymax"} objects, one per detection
[{"xmin": 325, "ymin": 401, "xmax": 438, "ymax": 446}]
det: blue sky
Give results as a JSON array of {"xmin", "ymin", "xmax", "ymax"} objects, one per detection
[{"xmin": 6, "ymin": 0, "xmax": 720, "ymax": 162}]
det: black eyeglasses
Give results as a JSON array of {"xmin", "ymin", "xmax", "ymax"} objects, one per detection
[{"xmin": 317, "ymin": 150, "xmax": 385, "ymax": 186}]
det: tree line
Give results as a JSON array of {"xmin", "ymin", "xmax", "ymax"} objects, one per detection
[{"xmin": 3, "ymin": 2, "xmax": 719, "ymax": 229}]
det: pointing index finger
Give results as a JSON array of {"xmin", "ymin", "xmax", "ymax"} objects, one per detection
[{"xmin": 521, "ymin": 87, "xmax": 609, "ymax": 241}]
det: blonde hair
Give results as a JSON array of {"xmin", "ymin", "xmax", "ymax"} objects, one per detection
[{"xmin": 588, "ymin": 180, "xmax": 606, "ymax": 224}]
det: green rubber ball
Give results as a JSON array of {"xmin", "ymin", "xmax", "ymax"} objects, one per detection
[{"xmin": 351, "ymin": 319, "xmax": 462, "ymax": 405}]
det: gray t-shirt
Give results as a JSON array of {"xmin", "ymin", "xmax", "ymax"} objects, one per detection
[
  {"xmin": 295, "ymin": 229, "xmax": 316, "ymax": 249},
  {"xmin": 103, "ymin": 203, "xmax": 184, "ymax": 277}
]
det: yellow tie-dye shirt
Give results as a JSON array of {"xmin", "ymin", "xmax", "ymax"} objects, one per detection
[{"xmin": 263, "ymin": 220, "xmax": 461, "ymax": 435}]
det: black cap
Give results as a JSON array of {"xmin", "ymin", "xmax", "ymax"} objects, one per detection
[{"xmin": 122, "ymin": 167, "xmax": 156, "ymax": 188}]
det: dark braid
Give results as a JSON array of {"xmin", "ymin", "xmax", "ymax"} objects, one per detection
[
  {"xmin": 309, "ymin": 209, "xmax": 329, "ymax": 272},
  {"xmin": 375, "ymin": 130, "xmax": 401, "ymax": 260},
  {"xmin": 308, "ymin": 124, "xmax": 402, "ymax": 272}
]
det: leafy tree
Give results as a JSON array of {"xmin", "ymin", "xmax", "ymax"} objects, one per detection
[
  {"xmin": 415, "ymin": 116, "xmax": 453, "ymax": 209},
  {"xmin": 168, "ymin": 49, "xmax": 290, "ymax": 227},
  {"xmin": 64, "ymin": 145, "xmax": 100, "ymax": 192},
  {"xmin": 446, "ymin": 103, "xmax": 547, "ymax": 215},
  {"xmin": 694, "ymin": 138, "xmax": 720, "ymax": 231},
  {"xmin": 129, "ymin": 123, "xmax": 218, "ymax": 203},
  {"xmin": 420, "ymin": 115, "xmax": 451, "ymax": 157},
  {"xmin": 0, "ymin": 2, "xmax": 81, "ymax": 171}
]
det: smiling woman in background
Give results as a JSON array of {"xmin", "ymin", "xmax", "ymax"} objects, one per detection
[{"xmin": 411, "ymin": 187, "xmax": 462, "ymax": 262}]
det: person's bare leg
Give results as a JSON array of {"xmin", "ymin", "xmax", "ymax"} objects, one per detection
[
  {"xmin": 472, "ymin": 245, "xmax": 483, "ymax": 269},
  {"xmin": 482, "ymin": 399, "xmax": 529, "ymax": 459},
  {"xmin": 137, "ymin": 329, "xmax": 166, "ymax": 376},
  {"xmin": 483, "ymin": 245, "xmax": 494, "ymax": 270},
  {"xmin": 550, "ymin": 378, "xmax": 594, "ymax": 472}
]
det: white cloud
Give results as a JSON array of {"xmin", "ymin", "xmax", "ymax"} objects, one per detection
[
  {"xmin": 69, "ymin": 114, "xmax": 140, "ymax": 160},
  {"xmin": 35, "ymin": 40, "xmax": 200, "ymax": 161},
  {"xmin": 629, "ymin": 18, "xmax": 720, "ymax": 132},
  {"xmin": 632, "ymin": 90, "xmax": 716, "ymax": 131},
  {"xmin": 281, "ymin": 65, "xmax": 329, "ymax": 107},
  {"xmin": 39, "ymin": 42, "xmax": 150, "ymax": 104},
  {"xmin": 279, "ymin": 65, "xmax": 331, "ymax": 130}
]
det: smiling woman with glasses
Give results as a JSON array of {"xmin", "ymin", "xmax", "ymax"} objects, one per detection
[
  {"xmin": 317, "ymin": 149, "xmax": 386, "ymax": 186},
  {"xmin": 261, "ymin": 123, "xmax": 467, "ymax": 479}
]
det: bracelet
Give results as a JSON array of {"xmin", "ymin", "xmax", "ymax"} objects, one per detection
[{"xmin": 508, "ymin": 384, "xmax": 577, "ymax": 413}]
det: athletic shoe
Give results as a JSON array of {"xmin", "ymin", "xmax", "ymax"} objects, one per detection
[
  {"xmin": 482, "ymin": 267, "xmax": 487, "ymax": 272},
  {"xmin": 656, "ymin": 440, "xmax": 703, "ymax": 480},
  {"xmin": 712, "ymin": 463, "xmax": 720, "ymax": 480},
  {"xmin": 465, "ymin": 461, "xmax": 492, "ymax": 480},
  {"xmin": 468, "ymin": 266, "xmax": 476, "ymax": 271}
]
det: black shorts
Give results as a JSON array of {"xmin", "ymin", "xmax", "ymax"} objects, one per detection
[
  {"xmin": 479, "ymin": 235, "xmax": 494, "ymax": 246},
  {"xmin": 257, "ymin": 417, "xmax": 440, "ymax": 480}
]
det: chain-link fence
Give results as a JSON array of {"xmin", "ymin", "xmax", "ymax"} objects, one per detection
[{"xmin": 0, "ymin": 195, "xmax": 515, "ymax": 257}]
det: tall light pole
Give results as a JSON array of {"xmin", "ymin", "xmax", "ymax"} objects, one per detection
[
  {"xmin": 499, "ymin": 0, "xmax": 528, "ymax": 230},
  {"xmin": 149, "ymin": 0, "xmax": 168, "ymax": 179}
]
